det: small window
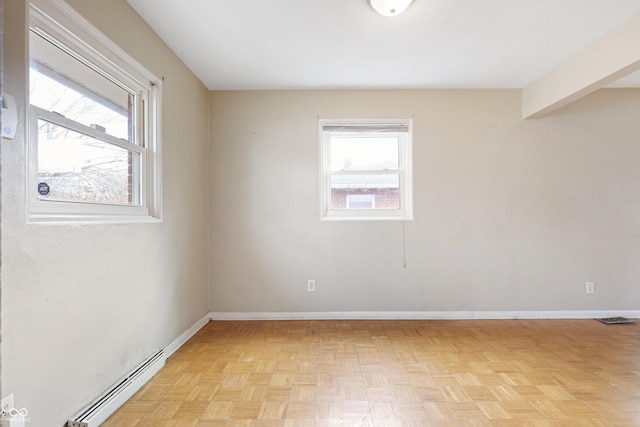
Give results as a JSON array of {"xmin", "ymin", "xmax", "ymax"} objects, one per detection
[
  {"xmin": 320, "ymin": 120, "xmax": 412, "ymax": 220},
  {"xmin": 346, "ymin": 194, "xmax": 376, "ymax": 209},
  {"xmin": 28, "ymin": 0, "xmax": 162, "ymax": 222}
]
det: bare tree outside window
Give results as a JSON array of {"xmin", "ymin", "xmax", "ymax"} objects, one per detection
[
  {"xmin": 37, "ymin": 120, "xmax": 137, "ymax": 205},
  {"xmin": 30, "ymin": 35, "xmax": 140, "ymax": 206},
  {"xmin": 28, "ymin": 1, "xmax": 161, "ymax": 222}
]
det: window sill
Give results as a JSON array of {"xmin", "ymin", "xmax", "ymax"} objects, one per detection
[
  {"xmin": 28, "ymin": 201, "xmax": 161, "ymax": 224},
  {"xmin": 27, "ymin": 213, "xmax": 162, "ymax": 225},
  {"xmin": 321, "ymin": 210, "xmax": 413, "ymax": 221}
]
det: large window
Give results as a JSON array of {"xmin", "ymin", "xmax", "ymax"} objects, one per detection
[
  {"xmin": 320, "ymin": 120, "xmax": 412, "ymax": 220},
  {"xmin": 28, "ymin": 0, "xmax": 162, "ymax": 222}
]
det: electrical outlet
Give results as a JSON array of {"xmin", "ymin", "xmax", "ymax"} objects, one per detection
[
  {"xmin": 586, "ymin": 282, "xmax": 595, "ymax": 294},
  {"xmin": 1, "ymin": 394, "xmax": 14, "ymax": 417},
  {"xmin": 307, "ymin": 279, "xmax": 316, "ymax": 292}
]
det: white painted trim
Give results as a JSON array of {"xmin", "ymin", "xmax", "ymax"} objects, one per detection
[
  {"xmin": 319, "ymin": 119, "xmax": 413, "ymax": 221},
  {"xmin": 30, "ymin": 0, "xmax": 158, "ymax": 86},
  {"xmin": 66, "ymin": 314, "xmax": 209, "ymax": 426},
  {"xmin": 28, "ymin": 0, "xmax": 163, "ymax": 224},
  {"xmin": 208, "ymin": 311, "xmax": 640, "ymax": 321},
  {"xmin": 66, "ymin": 309, "xmax": 639, "ymax": 424},
  {"xmin": 522, "ymin": 11, "xmax": 640, "ymax": 118},
  {"xmin": 164, "ymin": 313, "xmax": 211, "ymax": 358},
  {"xmin": 67, "ymin": 349, "xmax": 165, "ymax": 427}
]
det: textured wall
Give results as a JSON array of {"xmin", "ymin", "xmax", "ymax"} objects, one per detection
[
  {"xmin": 1, "ymin": 0, "xmax": 209, "ymax": 424},
  {"xmin": 209, "ymin": 89, "xmax": 640, "ymax": 313}
]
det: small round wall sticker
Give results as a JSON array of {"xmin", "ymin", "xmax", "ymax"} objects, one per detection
[{"xmin": 38, "ymin": 182, "xmax": 50, "ymax": 196}]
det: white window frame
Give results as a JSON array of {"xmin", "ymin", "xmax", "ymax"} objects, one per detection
[
  {"xmin": 320, "ymin": 119, "xmax": 413, "ymax": 221},
  {"xmin": 27, "ymin": 0, "xmax": 162, "ymax": 223}
]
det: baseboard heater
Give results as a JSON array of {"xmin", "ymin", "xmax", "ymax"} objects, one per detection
[{"xmin": 66, "ymin": 349, "xmax": 165, "ymax": 427}]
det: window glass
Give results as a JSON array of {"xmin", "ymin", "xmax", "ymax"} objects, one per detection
[
  {"xmin": 330, "ymin": 174, "xmax": 400, "ymax": 209},
  {"xmin": 321, "ymin": 120, "xmax": 412, "ymax": 220},
  {"xmin": 37, "ymin": 119, "xmax": 140, "ymax": 205},
  {"xmin": 330, "ymin": 137, "xmax": 399, "ymax": 171},
  {"xmin": 30, "ymin": 31, "xmax": 134, "ymax": 141},
  {"xmin": 28, "ymin": 0, "xmax": 161, "ymax": 222},
  {"xmin": 346, "ymin": 194, "xmax": 376, "ymax": 209}
]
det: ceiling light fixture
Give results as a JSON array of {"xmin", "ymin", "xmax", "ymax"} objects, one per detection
[{"xmin": 369, "ymin": 0, "xmax": 414, "ymax": 17}]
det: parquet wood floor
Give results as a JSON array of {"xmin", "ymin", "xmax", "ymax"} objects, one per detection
[{"xmin": 102, "ymin": 319, "xmax": 640, "ymax": 426}]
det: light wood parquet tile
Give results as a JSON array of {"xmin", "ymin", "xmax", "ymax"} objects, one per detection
[{"xmin": 103, "ymin": 319, "xmax": 640, "ymax": 426}]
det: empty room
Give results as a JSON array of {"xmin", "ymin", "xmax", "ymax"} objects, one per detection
[{"xmin": 2, "ymin": 0, "xmax": 640, "ymax": 425}]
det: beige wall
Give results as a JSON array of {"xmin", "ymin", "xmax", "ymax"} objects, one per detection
[
  {"xmin": 209, "ymin": 89, "xmax": 640, "ymax": 313},
  {"xmin": 1, "ymin": 0, "xmax": 209, "ymax": 424},
  {"xmin": 2, "ymin": 0, "xmax": 640, "ymax": 423}
]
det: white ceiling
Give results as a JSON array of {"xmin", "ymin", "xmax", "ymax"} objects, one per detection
[{"xmin": 127, "ymin": 0, "xmax": 640, "ymax": 90}]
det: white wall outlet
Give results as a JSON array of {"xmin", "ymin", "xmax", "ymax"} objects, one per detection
[
  {"xmin": 586, "ymin": 282, "xmax": 595, "ymax": 294},
  {"xmin": 307, "ymin": 279, "xmax": 316, "ymax": 292}
]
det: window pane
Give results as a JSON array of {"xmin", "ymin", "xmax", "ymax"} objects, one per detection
[
  {"xmin": 330, "ymin": 137, "xmax": 399, "ymax": 171},
  {"xmin": 330, "ymin": 174, "xmax": 399, "ymax": 209},
  {"xmin": 30, "ymin": 31, "xmax": 134, "ymax": 141},
  {"xmin": 346, "ymin": 194, "xmax": 376, "ymax": 209},
  {"xmin": 37, "ymin": 119, "xmax": 140, "ymax": 205}
]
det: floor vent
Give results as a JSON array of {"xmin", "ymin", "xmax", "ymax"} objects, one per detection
[
  {"xmin": 597, "ymin": 317, "xmax": 634, "ymax": 324},
  {"xmin": 66, "ymin": 349, "xmax": 165, "ymax": 427}
]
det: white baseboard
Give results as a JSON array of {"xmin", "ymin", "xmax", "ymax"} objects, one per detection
[
  {"xmin": 67, "ymin": 308, "xmax": 638, "ymax": 425},
  {"xmin": 164, "ymin": 313, "xmax": 211, "ymax": 357},
  {"xmin": 67, "ymin": 313, "xmax": 211, "ymax": 426},
  {"xmin": 67, "ymin": 350, "xmax": 165, "ymax": 427},
  {"xmin": 208, "ymin": 310, "xmax": 640, "ymax": 321}
]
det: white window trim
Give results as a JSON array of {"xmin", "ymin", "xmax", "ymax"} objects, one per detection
[
  {"xmin": 320, "ymin": 119, "xmax": 413, "ymax": 221},
  {"xmin": 27, "ymin": 0, "xmax": 162, "ymax": 223}
]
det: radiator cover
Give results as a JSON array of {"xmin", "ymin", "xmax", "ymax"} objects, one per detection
[{"xmin": 66, "ymin": 349, "xmax": 165, "ymax": 427}]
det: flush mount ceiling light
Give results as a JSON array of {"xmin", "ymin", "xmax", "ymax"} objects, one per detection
[{"xmin": 369, "ymin": 0, "xmax": 414, "ymax": 16}]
